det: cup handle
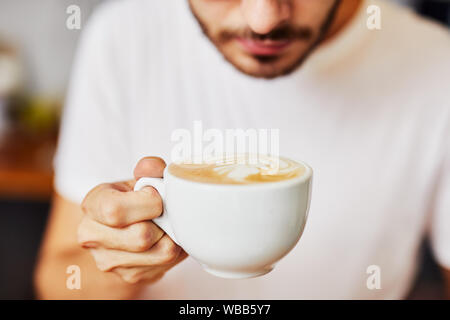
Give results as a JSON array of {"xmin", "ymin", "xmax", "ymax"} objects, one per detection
[{"xmin": 133, "ymin": 177, "xmax": 179, "ymax": 246}]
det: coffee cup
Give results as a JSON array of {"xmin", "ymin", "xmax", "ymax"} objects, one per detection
[{"xmin": 134, "ymin": 155, "xmax": 313, "ymax": 279}]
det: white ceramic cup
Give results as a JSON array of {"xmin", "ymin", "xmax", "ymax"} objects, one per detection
[{"xmin": 134, "ymin": 160, "xmax": 313, "ymax": 279}]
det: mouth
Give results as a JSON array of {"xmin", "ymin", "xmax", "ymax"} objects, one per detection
[{"xmin": 235, "ymin": 37, "xmax": 293, "ymax": 56}]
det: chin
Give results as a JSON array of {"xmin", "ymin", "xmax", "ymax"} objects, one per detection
[
  {"xmin": 219, "ymin": 43, "xmax": 311, "ymax": 79},
  {"xmin": 226, "ymin": 54, "xmax": 307, "ymax": 79}
]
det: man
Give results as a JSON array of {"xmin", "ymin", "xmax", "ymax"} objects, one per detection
[{"xmin": 35, "ymin": 0, "xmax": 450, "ymax": 299}]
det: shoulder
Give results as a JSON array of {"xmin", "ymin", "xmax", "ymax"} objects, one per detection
[
  {"xmin": 367, "ymin": 1, "xmax": 450, "ymax": 106},
  {"xmin": 82, "ymin": 0, "xmax": 180, "ymax": 42},
  {"xmin": 383, "ymin": 2, "xmax": 450, "ymax": 130},
  {"xmin": 79, "ymin": 0, "xmax": 188, "ymax": 63},
  {"xmin": 74, "ymin": 0, "xmax": 182, "ymax": 77},
  {"xmin": 377, "ymin": 0, "xmax": 450, "ymax": 74},
  {"xmin": 86, "ymin": 0, "xmax": 179, "ymax": 28}
]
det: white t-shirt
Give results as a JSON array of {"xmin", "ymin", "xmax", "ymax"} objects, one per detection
[{"xmin": 55, "ymin": 0, "xmax": 450, "ymax": 299}]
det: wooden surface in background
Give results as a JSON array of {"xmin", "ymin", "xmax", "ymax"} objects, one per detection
[{"xmin": 0, "ymin": 129, "xmax": 56, "ymax": 200}]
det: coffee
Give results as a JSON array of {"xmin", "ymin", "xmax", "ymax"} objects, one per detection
[{"xmin": 168, "ymin": 155, "xmax": 305, "ymax": 184}]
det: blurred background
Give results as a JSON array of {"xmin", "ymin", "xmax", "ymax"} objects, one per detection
[{"xmin": 0, "ymin": 0, "xmax": 448, "ymax": 299}]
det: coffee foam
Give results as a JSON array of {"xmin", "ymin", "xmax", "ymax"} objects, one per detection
[{"xmin": 168, "ymin": 155, "xmax": 305, "ymax": 185}]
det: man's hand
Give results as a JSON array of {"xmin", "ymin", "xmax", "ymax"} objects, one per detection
[{"xmin": 78, "ymin": 157, "xmax": 187, "ymax": 284}]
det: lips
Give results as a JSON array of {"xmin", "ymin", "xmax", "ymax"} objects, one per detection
[{"xmin": 236, "ymin": 37, "xmax": 292, "ymax": 56}]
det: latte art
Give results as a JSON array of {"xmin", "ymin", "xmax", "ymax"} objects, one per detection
[{"xmin": 169, "ymin": 155, "xmax": 305, "ymax": 184}]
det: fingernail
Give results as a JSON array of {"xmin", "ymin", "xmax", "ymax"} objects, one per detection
[{"xmin": 82, "ymin": 241, "xmax": 98, "ymax": 248}]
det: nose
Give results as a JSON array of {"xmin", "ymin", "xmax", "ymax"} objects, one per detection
[{"xmin": 241, "ymin": 0, "xmax": 291, "ymax": 35}]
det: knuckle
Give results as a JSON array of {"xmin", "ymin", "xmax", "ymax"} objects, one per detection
[
  {"xmin": 101, "ymin": 200, "xmax": 124, "ymax": 227},
  {"xmin": 77, "ymin": 218, "xmax": 92, "ymax": 245},
  {"xmin": 90, "ymin": 249, "xmax": 115, "ymax": 272},
  {"xmin": 81, "ymin": 183, "xmax": 107, "ymax": 215},
  {"xmin": 76, "ymin": 227, "xmax": 87, "ymax": 245},
  {"xmin": 80, "ymin": 199, "xmax": 89, "ymax": 214},
  {"xmin": 123, "ymin": 273, "xmax": 141, "ymax": 284},
  {"xmin": 146, "ymin": 186, "xmax": 160, "ymax": 198},
  {"xmin": 80, "ymin": 195, "xmax": 95, "ymax": 216},
  {"xmin": 134, "ymin": 240, "xmax": 151, "ymax": 253},
  {"xmin": 142, "ymin": 187, "xmax": 163, "ymax": 212},
  {"xmin": 160, "ymin": 240, "xmax": 180, "ymax": 264},
  {"xmin": 133, "ymin": 224, "xmax": 153, "ymax": 251},
  {"xmin": 118, "ymin": 268, "xmax": 142, "ymax": 284},
  {"xmin": 142, "ymin": 188, "xmax": 163, "ymax": 215},
  {"xmin": 123, "ymin": 277, "xmax": 138, "ymax": 284},
  {"xmin": 94, "ymin": 258, "xmax": 112, "ymax": 272}
]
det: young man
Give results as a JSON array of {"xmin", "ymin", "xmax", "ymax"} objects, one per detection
[{"xmin": 35, "ymin": 0, "xmax": 450, "ymax": 299}]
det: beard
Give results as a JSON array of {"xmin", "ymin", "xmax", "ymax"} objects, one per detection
[{"xmin": 189, "ymin": 0, "xmax": 342, "ymax": 79}]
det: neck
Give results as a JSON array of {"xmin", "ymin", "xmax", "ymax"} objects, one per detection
[{"xmin": 323, "ymin": 0, "xmax": 363, "ymax": 43}]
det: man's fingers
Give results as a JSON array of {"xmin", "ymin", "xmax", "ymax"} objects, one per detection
[
  {"xmin": 134, "ymin": 157, "xmax": 166, "ymax": 180},
  {"xmin": 80, "ymin": 157, "xmax": 166, "ymax": 227},
  {"xmin": 89, "ymin": 235, "xmax": 182, "ymax": 272},
  {"xmin": 111, "ymin": 266, "xmax": 165, "ymax": 284},
  {"xmin": 81, "ymin": 182, "xmax": 163, "ymax": 227},
  {"xmin": 112, "ymin": 251, "xmax": 188, "ymax": 284},
  {"xmin": 78, "ymin": 218, "xmax": 165, "ymax": 252}
]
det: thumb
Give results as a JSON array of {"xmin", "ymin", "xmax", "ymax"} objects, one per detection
[{"xmin": 133, "ymin": 157, "xmax": 167, "ymax": 180}]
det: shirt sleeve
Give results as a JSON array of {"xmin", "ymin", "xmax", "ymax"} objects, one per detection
[
  {"xmin": 54, "ymin": 3, "xmax": 133, "ymax": 204},
  {"xmin": 430, "ymin": 111, "xmax": 450, "ymax": 269}
]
